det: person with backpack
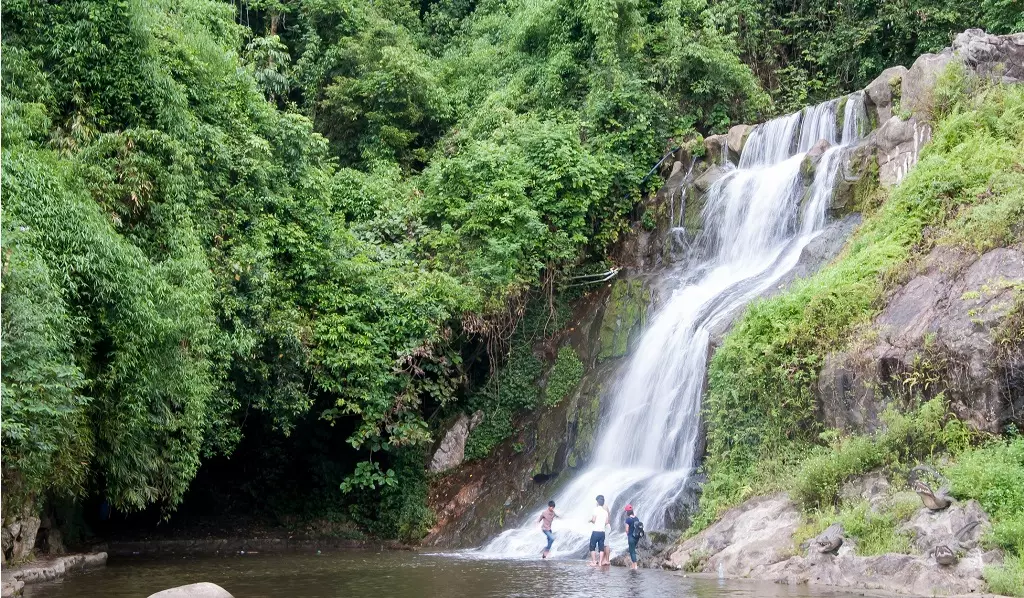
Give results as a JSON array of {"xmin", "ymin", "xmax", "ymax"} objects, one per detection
[
  {"xmin": 538, "ymin": 500, "xmax": 559, "ymax": 559},
  {"xmin": 623, "ymin": 504, "xmax": 644, "ymax": 570}
]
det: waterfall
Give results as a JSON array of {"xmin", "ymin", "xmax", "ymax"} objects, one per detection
[
  {"xmin": 479, "ymin": 97, "xmax": 865, "ymax": 559},
  {"xmin": 841, "ymin": 91, "xmax": 867, "ymax": 145}
]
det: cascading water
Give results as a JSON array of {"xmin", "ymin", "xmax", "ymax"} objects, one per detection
[{"xmin": 479, "ymin": 93, "xmax": 867, "ymax": 559}]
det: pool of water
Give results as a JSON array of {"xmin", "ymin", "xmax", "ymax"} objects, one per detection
[{"xmin": 25, "ymin": 550, "xmax": 870, "ymax": 598}]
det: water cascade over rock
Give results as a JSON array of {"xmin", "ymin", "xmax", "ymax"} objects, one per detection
[{"xmin": 480, "ymin": 94, "xmax": 867, "ymax": 558}]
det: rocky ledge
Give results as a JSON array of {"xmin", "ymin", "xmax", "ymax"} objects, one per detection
[
  {"xmin": 662, "ymin": 492, "xmax": 1006, "ymax": 596},
  {"xmin": 1, "ymin": 552, "xmax": 108, "ymax": 597}
]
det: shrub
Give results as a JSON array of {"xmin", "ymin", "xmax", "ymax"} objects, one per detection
[
  {"xmin": 791, "ymin": 399, "xmax": 969, "ymax": 510},
  {"xmin": 545, "ymin": 346, "xmax": 584, "ymax": 406}
]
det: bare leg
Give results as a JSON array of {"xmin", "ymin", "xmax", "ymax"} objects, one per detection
[
  {"xmin": 589, "ymin": 550, "xmax": 598, "ymax": 566},
  {"xmin": 602, "ymin": 546, "xmax": 611, "ymax": 566}
]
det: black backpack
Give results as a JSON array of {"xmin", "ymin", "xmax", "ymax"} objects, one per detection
[{"xmin": 631, "ymin": 519, "xmax": 645, "ymax": 541}]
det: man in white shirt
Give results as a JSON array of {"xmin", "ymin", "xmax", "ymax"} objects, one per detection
[{"xmin": 588, "ymin": 495, "xmax": 610, "ymax": 566}]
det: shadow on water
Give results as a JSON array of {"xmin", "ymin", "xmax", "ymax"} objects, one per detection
[{"xmin": 25, "ymin": 551, "xmax": 870, "ymax": 598}]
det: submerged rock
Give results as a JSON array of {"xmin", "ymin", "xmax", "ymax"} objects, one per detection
[{"xmin": 147, "ymin": 583, "xmax": 233, "ymax": 598}]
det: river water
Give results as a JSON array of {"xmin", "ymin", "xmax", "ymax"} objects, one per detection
[{"xmin": 24, "ymin": 551, "xmax": 868, "ymax": 598}]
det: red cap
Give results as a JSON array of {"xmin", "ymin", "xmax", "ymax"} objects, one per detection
[{"xmin": 624, "ymin": 504, "xmax": 633, "ymax": 511}]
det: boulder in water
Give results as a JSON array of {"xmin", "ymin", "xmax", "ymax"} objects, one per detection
[{"xmin": 147, "ymin": 583, "xmax": 233, "ymax": 598}]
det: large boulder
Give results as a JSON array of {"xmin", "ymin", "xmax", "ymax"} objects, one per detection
[
  {"xmin": 703, "ymin": 135, "xmax": 729, "ymax": 166},
  {"xmin": 147, "ymin": 583, "xmax": 233, "ymax": 598},
  {"xmin": 901, "ymin": 50, "xmax": 954, "ymax": 116},
  {"xmin": 692, "ymin": 164, "xmax": 727, "ymax": 193},
  {"xmin": 953, "ymin": 29, "xmax": 1024, "ymax": 83},
  {"xmin": 429, "ymin": 411, "xmax": 484, "ymax": 473},
  {"xmin": 900, "ymin": 500, "xmax": 989, "ymax": 555},
  {"xmin": 864, "ymin": 66, "xmax": 908, "ymax": 124},
  {"xmin": 871, "ymin": 115, "xmax": 932, "ymax": 187},
  {"xmin": 663, "ymin": 494, "xmax": 801, "ymax": 576},
  {"xmin": 726, "ymin": 125, "xmax": 753, "ymax": 162}
]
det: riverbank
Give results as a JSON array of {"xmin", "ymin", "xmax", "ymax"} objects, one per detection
[
  {"xmin": 1, "ymin": 552, "xmax": 107, "ymax": 597},
  {"xmin": 661, "ymin": 491, "xmax": 1017, "ymax": 597},
  {"xmin": 102, "ymin": 537, "xmax": 413, "ymax": 557}
]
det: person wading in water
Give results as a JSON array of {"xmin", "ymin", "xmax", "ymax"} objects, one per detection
[
  {"xmin": 624, "ymin": 505, "xmax": 642, "ymax": 570},
  {"xmin": 588, "ymin": 495, "xmax": 610, "ymax": 566},
  {"xmin": 538, "ymin": 501, "xmax": 559, "ymax": 558}
]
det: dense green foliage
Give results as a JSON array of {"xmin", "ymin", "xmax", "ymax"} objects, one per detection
[
  {"xmin": 1, "ymin": 0, "xmax": 764, "ymax": 528},
  {"xmin": 2, "ymin": 0, "xmax": 1021, "ymax": 540},
  {"xmin": 711, "ymin": 0, "xmax": 1024, "ymax": 112},
  {"xmin": 790, "ymin": 399, "xmax": 971, "ymax": 511}
]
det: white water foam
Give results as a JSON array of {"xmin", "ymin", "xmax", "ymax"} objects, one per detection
[{"xmin": 477, "ymin": 95, "xmax": 866, "ymax": 560}]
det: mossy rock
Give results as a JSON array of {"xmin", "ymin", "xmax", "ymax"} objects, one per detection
[
  {"xmin": 832, "ymin": 145, "xmax": 879, "ymax": 217},
  {"xmin": 567, "ymin": 384, "xmax": 601, "ymax": 468},
  {"xmin": 597, "ymin": 279, "xmax": 650, "ymax": 361}
]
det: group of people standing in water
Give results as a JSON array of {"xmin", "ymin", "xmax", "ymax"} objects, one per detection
[{"xmin": 537, "ymin": 495, "xmax": 644, "ymax": 570}]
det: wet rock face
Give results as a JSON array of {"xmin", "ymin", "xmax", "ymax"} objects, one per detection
[
  {"xmin": 425, "ymin": 280, "xmax": 647, "ymax": 548},
  {"xmin": 818, "ymin": 245, "xmax": 1024, "ymax": 433},
  {"xmin": 597, "ymin": 279, "xmax": 650, "ymax": 361}
]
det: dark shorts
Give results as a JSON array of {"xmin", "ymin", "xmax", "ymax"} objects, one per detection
[{"xmin": 589, "ymin": 531, "xmax": 606, "ymax": 552}]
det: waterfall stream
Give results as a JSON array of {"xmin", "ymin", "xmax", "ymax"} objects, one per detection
[{"xmin": 479, "ymin": 93, "xmax": 867, "ymax": 559}]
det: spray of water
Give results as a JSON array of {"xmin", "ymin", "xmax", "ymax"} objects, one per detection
[{"xmin": 478, "ymin": 94, "xmax": 867, "ymax": 559}]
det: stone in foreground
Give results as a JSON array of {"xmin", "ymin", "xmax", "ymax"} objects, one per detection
[{"xmin": 147, "ymin": 582, "xmax": 234, "ymax": 598}]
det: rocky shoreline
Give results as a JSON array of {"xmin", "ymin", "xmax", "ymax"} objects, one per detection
[
  {"xmin": 1, "ymin": 552, "xmax": 108, "ymax": 597},
  {"xmin": 659, "ymin": 491, "xmax": 1010, "ymax": 597}
]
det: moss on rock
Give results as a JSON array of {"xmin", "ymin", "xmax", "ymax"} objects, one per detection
[{"xmin": 597, "ymin": 279, "xmax": 650, "ymax": 361}]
